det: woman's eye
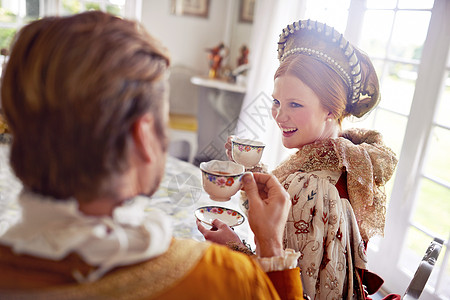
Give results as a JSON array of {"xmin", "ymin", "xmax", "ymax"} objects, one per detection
[
  {"xmin": 272, "ymin": 99, "xmax": 280, "ymax": 106},
  {"xmin": 290, "ymin": 102, "xmax": 303, "ymax": 108}
]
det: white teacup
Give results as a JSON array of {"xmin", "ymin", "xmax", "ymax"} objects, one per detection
[
  {"xmin": 200, "ymin": 160, "xmax": 246, "ymax": 202},
  {"xmin": 231, "ymin": 138, "xmax": 265, "ymax": 168}
]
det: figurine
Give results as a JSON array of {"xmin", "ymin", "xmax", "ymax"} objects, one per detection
[
  {"xmin": 237, "ymin": 45, "xmax": 249, "ymax": 67},
  {"xmin": 206, "ymin": 42, "xmax": 228, "ymax": 79}
]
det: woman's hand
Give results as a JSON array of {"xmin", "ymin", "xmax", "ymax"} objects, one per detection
[
  {"xmin": 224, "ymin": 135, "xmax": 235, "ymax": 162},
  {"xmin": 196, "ymin": 218, "xmax": 243, "ymax": 246},
  {"xmin": 242, "ymin": 172, "xmax": 291, "ymax": 257}
]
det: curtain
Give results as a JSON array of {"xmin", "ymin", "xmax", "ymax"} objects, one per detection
[{"xmin": 235, "ymin": 0, "xmax": 307, "ymax": 171}]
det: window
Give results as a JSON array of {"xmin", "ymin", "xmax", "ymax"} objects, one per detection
[
  {"xmin": 0, "ymin": 0, "xmax": 141, "ymax": 64},
  {"xmin": 59, "ymin": 0, "xmax": 127, "ymax": 16},
  {"xmin": 0, "ymin": 0, "xmax": 40, "ymax": 51},
  {"xmin": 304, "ymin": 0, "xmax": 450, "ymax": 298},
  {"xmin": 342, "ymin": 0, "xmax": 449, "ymax": 298}
]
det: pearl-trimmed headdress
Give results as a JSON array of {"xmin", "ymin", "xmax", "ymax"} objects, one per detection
[{"xmin": 277, "ymin": 19, "xmax": 365, "ymax": 108}]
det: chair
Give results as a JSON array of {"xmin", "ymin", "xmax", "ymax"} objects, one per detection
[
  {"xmin": 167, "ymin": 65, "xmax": 199, "ymax": 164},
  {"xmin": 403, "ymin": 237, "xmax": 444, "ymax": 299},
  {"xmin": 169, "ymin": 113, "xmax": 198, "ymax": 164}
]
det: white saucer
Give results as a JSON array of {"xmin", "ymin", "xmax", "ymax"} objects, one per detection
[{"xmin": 195, "ymin": 206, "xmax": 245, "ymax": 227}]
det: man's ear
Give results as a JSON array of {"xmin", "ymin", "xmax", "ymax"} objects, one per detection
[{"xmin": 131, "ymin": 113, "xmax": 155, "ymax": 163}]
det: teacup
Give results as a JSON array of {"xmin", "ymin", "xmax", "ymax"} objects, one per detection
[
  {"xmin": 231, "ymin": 137, "xmax": 265, "ymax": 168},
  {"xmin": 200, "ymin": 160, "xmax": 246, "ymax": 202}
]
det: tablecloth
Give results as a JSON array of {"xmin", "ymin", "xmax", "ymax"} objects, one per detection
[{"xmin": 0, "ymin": 140, "xmax": 251, "ymax": 244}]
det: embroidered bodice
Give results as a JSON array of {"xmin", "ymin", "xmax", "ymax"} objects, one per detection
[
  {"xmin": 272, "ymin": 128, "xmax": 398, "ymax": 241},
  {"xmin": 271, "ymin": 128, "xmax": 397, "ymax": 299}
]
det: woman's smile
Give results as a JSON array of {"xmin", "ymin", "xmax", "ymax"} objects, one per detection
[{"xmin": 280, "ymin": 126, "xmax": 298, "ymax": 137}]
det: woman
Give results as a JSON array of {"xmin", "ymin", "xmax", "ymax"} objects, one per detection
[{"xmin": 199, "ymin": 20, "xmax": 398, "ymax": 299}]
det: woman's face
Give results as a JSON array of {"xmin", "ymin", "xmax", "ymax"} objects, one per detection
[{"xmin": 271, "ymin": 75, "xmax": 332, "ymax": 149}]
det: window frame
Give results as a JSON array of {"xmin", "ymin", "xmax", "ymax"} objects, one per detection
[
  {"xmin": 0, "ymin": 0, "xmax": 142, "ymax": 32},
  {"xmin": 345, "ymin": 0, "xmax": 450, "ymax": 298}
]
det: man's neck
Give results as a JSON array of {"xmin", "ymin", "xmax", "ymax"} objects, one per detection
[
  {"xmin": 77, "ymin": 197, "xmax": 123, "ymax": 217},
  {"xmin": 76, "ymin": 171, "xmax": 138, "ymax": 217}
]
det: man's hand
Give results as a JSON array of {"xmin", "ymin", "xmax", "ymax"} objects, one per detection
[{"xmin": 242, "ymin": 172, "xmax": 291, "ymax": 257}]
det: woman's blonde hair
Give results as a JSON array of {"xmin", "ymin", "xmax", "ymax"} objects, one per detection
[
  {"xmin": 275, "ymin": 54, "xmax": 348, "ymax": 124},
  {"xmin": 275, "ymin": 20, "xmax": 380, "ymax": 122},
  {"xmin": 274, "ymin": 47, "xmax": 379, "ymax": 125}
]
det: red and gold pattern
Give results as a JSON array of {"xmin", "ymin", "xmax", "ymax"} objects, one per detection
[{"xmin": 272, "ymin": 128, "xmax": 397, "ymax": 299}]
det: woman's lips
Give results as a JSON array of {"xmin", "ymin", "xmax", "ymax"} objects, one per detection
[{"xmin": 281, "ymin": 127, "xmax": 298, "ymax": 137}]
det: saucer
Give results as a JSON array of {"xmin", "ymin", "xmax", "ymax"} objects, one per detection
[{"xmin": 195, "ymin": 206, "xmax": 245, "ymax": 227}]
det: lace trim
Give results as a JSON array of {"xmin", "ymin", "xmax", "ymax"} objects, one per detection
[
  {"xmin": 272, "ymin": 128, "xmax": 397, "ymax": 241},
  {"xmin": 256, "ymin": 249, "xmax": 301, "ymax": 272}
]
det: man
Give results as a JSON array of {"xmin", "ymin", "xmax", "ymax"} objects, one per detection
[{"xmin": 0, "ymin": 11, "xmax": 302, "ymax": 299}]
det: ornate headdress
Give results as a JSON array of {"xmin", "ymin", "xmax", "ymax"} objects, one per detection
[{"xmin": 277, "ymin": 20, "xmax": 379, "ymax": 118}]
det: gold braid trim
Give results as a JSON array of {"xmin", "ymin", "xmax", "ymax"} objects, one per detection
[
  {"xmin": 226, "ymin": 241, "xmax": 255, "ymax": 256},
  {"xmin": 2, "ymin": 238, "xmax": 210, "ymax": 300},
  {"xmin": 272, "ymin": 128, "xmax": 397, "ymax": 241}
]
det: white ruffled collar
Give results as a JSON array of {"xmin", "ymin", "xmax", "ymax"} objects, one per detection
[{"xmin": 0, "ymin": 190, "xmax": 173, "ymax": 282}]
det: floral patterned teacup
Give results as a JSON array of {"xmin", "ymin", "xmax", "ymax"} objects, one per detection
[
  {"xmin": 231, "ymin": 137, "xmax": 265, "ymax": 168},
  {"xmin": 200, "ymin": 160, "xmax": 246, "ymax": 202}
]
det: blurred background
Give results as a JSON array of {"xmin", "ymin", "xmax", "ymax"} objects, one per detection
[{"xmin": 0, "ymin": 0, "xmax": 448, "ymax": 298}]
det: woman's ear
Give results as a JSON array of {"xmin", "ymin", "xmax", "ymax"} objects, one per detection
[
  {"xmin": 131, "ymin": 113, "xmax": 155, "ymax": 163},
  {"xmin": 326, "ymin": 112, "xmax": 333, "ymax": 122}
]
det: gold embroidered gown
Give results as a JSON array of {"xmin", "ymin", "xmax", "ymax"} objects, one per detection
[{"xmin": 271, "ymin": 128, "xmax": 398, "ymax": 300}]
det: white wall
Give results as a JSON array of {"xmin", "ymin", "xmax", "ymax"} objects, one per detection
[
  {"xmin": 140, "ymin": 0, "xmax": 254, "ymax": 161},
  {"xmin": 227, "ymin": 2, "xmax": 253, "ymax": 70},
  {"xmin": 140, "ymin": 0, "xmax": 253, "ymax": 74},
  {"xmin": 141, "ymin": 0, "xmax": 226, "ymax": 74}
]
